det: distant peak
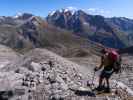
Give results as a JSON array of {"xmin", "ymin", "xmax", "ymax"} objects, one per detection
[
  {"xmin": 14, "ymin": 13, "xmax": 33, "ymax": 19},
  {"xmin": 49, "ymin": 11, "xmax": 56, "ymax": 16},
  {"xmin": 62, "ymin": 7, "xmax": 77, "ymax": 14},
  {"xmin": 14, "ymin": 12, "xmax": 23, "ymax": 18},
  {"xmin": 48, "ymin": 7, "xmax": 78, "ymax": 16}
]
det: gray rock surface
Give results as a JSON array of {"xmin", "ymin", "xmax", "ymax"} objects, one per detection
[{"xmin": 0, "ymin": 46, "xmax": 133, "ymax": 100}]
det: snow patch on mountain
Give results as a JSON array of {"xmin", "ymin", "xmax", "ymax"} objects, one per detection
[
  {"xmin": 48, "ymin": 7, "xmax": 78, "ymax": 16},
  {"xmin": 49, "ymin": 11, "xmax": 56, "ymax": 16},
  {"xmin": 64, "ymin": 7, "xmax": 77, "ymax": 14},
  {"xmin": 14, "ymin": 12, "xmax": 23, "ymax": 18}
]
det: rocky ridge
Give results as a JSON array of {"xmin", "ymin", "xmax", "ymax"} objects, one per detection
[{"xmin": 0, "ymin": 46, "xmax": 133, "ymax": 100}]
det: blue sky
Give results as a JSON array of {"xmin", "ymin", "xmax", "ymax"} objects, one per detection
[{"xmin": 0, "ymin": 0, "xmax": 133, "ymax": 19}]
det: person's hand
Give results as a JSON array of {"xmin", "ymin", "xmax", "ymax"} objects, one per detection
[{"xmin": 94, "ymin": 67, "xmax": 99, "ymax": 71}]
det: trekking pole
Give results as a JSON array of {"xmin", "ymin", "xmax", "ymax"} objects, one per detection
[{"xmin": 91, "ymin": 71, "xmax": 96, "ymax": 86}]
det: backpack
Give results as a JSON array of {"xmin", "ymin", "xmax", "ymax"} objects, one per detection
[{"xmin": 108, "ymin": 50, "xmax": 122, "ymax": 73}]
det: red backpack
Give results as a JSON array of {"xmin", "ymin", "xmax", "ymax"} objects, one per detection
[{"xmin": 108, "ymin": 49, "xmax": 121, "ymax": 73}]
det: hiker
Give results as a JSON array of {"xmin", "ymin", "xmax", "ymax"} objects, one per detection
[{"xmin": 94, "ymin": 48, "xmax": 121, "ymax": 93}]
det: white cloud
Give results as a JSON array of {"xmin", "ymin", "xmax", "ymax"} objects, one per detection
[
  {"xmin": 86, "ymin": 8, "xmax": 110, "ymax": 15},
  {"xmin": 87, "ymin": 8, "xmax": 97, "ymax": 12},
  {"xmin": 66, "ymin": 6, "xmax": 77, "ymax": 11},
  {"xmin": 65, "ymin": 7, "xmax": 111, "ymax": 15}
]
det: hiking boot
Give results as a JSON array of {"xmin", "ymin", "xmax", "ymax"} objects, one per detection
[
  {"xmin": 104, "ymin": 87, "xmax": 111, "ymax": 93},
  {"xmin": 94, "ymin": 86, "xmax": 103, "ymax": 91}
]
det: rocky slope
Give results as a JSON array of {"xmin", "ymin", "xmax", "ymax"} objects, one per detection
[
  {"xmin": 0, "ymin": 46, "xmax": 133, "ymax": 100},
  {"xmin": 0, "ymin": 44, "xmax": 20, "ymax": 69},
  {"xmin": 0, "ymin": 13, "xmax": 105, "ymax": 57},
  {"xmin": 0, "ymin": 47, "xmax": 93, "ymax": 100}
]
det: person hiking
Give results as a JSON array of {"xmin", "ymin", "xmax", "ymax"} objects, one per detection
[{"xmin": 94, "ymin": 48, "xmax": 121, "ymax": 93}]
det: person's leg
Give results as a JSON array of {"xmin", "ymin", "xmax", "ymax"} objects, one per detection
[
  {"xmin": 99, "ymin": 70, "xmax": 106, "ymax": 88},
  {"xmin": 106, "ymin": 71, "xmax": 114, "ymax": 92},
  {"xmin": 106, "ymin": 78, "xmax": 110, "ymax": 88},
  {"xmin": 95, "ymin": 76, "xmax": 104, "ymax": 91},
  {"xmin": 105, "ymin": 77, "xmax": 111, "ymax": 93},
  {"xmin": 95, "ymin": 70, "xmax": 106, "ymax": 91},
  {"xmin": 99, "ymin": 76, "xmax": 103, "ymax": 87}
]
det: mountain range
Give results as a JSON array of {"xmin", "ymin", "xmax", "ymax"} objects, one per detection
[
  {"xmin": 47, "ymin": 8, "xmax": 133, "ymax": 49},
  {"xmin": 0, "ymin": 8, "xmax": 133, "ymax": 55},
  {"xmin": 0, "ymin": 12, "xmax": 104, "ymax": 57}
]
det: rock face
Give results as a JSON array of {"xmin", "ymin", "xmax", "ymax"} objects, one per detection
[
  {"xmin": 0, "ymin": 48, "xmax": 90, "ymax": 100},
  {"xmin": 0, "ymin": 47, "xmax": 133, "ymax": 100},
  {"xmin": 47, "ymin": 9, "xmax": 133, "ymax": 48}
]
